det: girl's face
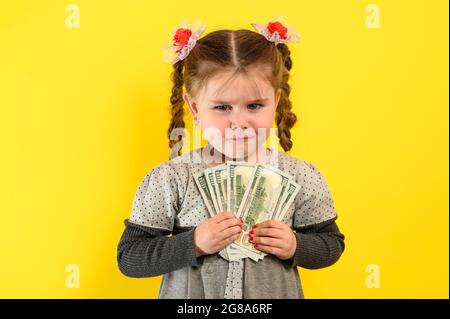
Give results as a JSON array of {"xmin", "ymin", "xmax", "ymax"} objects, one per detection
[{"xmin": 183, "ymin": 66, "xmax": 281, "ymax": 161}]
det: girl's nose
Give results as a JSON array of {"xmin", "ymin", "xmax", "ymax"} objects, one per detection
[{"xmin": 229, "ymin": 109, "xmax": 249, "ymax": 130}]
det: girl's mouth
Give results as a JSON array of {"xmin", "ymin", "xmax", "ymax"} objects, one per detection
[{"xmin": 227, "ymin": 135, "xmax": 256, "ymax": 141}]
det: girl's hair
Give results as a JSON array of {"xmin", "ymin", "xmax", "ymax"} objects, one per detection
[{"xmin": 167, "ymin": 29, "xmax": 297, "ymax": 157}]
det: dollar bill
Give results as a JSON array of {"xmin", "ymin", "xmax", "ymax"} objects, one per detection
[
  {"xmin": 271, "ymin": 172, "xmax": 294, "ymax": 219},
  {"xmin": 212, "ymin": 164, "xmax": 228, "ymax": 212},
  {"xmin": 205, "ymin": 168, "xmax": 220, "ymax": 213},
  {"xmin": 193, "ymin": 171, "xmax": 216, "ymax": 216},
  {"xmin": 193, "ymin": 170, "xmax": 230, "ymax": 260},
  {"xmin": 233, "ymin": 165, "xmax": 293, "ymax": 258},
  {"xmin": 210, "ymin": 164, "xmax": 246, "ymax": 258},
  {"xmin": 274, "ymin": 180, "xmax": 301, "ymax": 222},
  {"xmin": 227, "ymin": 162, "xmax": 256, "ymax": 217}
]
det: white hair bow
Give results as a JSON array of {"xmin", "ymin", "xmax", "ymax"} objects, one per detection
[
  {"xmin": 162, "ymin": 18, "xmax": 207, "ymax": 65},
  {"xmin": 250, "ymin": 16, "xmax": 301, "ymax": 45}
]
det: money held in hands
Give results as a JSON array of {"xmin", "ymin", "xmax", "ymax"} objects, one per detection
[{"xmin": 194, "ymin": 162, "xmax": 301, "ymax": 262}]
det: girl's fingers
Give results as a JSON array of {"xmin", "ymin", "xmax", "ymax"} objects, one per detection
[
  {"xmin": 252, "ymin": 243, "xmax": 283, "ymax": 256},
  {"xmin": 218, "ymin": 225, "xmax": 242, "ymax": 241},
  {"xmin": 219, "ymin": 232, "xmax": 241, "ymax": 246},
  {"xmin": 249, "ymin": 235, "xmax": 284, "ymax": 249},
  {"xmin": 217, "ymin": 216, "xmax": 243, "ymax": 231},
  {"xmin": 251, "ymin": 226, "xmax": 283, "ymax": 239},
  {"xmin": 213, "ymin": 211, "xmax": 235, "ymax": 223},
  {"xmin": 253, "ymin": 219, "xmax": 284, "ymax": 230}
]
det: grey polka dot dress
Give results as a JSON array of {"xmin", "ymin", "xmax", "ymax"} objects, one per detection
[{"xmin": 128, "ymin": 144, "xmax": 340, "ymax": 299}]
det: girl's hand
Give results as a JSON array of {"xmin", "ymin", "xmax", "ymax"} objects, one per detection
[
  {"xmin": 194, "ymin": 211, "xmax": 243, "ymax": 257},
  {"xmin": 249, "ymin": 220, "xmax": 297, "ymax": 261}
]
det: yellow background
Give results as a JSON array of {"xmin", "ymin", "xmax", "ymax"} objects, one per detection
[{"xmin": 0, "ymin": 0, "xmax": 448, "ymax": 298}]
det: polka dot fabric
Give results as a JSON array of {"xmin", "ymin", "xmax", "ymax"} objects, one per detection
[
  {"xmin": 223, "ymin": 259, "xmax": 244, "ymax": 299},
  {"xmin": 129, "ymin": 162, "xmax": 181, "ymax": 231},
  {"xmin": 291, "ymin": 160, "xmax": 337, "ymax": 229}
]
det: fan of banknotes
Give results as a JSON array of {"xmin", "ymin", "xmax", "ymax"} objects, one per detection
[{"xmin": 194, "ymin": 162, "xmax": 301, "ymax": 262}]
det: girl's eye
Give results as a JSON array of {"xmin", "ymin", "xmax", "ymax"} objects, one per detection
[
  {"xmin": 213, "ymin": 105, "xmax": 232, "ymax": 111},
  {"xmin": 213, "ymin": 104, "xmax": 264, "ymax": 111},
  {"xmin": 247, "ymin": 103, "xmax": 264, "ymax": 110}
]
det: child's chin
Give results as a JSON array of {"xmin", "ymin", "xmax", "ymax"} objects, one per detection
[{"xmin": 227, "ymin": 151, "xmax": 247, "ymax": 161}]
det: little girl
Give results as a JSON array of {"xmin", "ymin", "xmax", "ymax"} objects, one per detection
[{"xmin": 117, "ymin": 19, "xmax": 345, "ymax": 298}]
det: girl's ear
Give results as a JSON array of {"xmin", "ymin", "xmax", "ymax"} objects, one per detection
[{"xmin": 183, "ymin": 92, "xmax": 199, "ymax": 118}]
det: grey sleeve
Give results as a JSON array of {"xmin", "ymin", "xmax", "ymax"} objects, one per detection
[
  {"xmin": 117, "ymin": 219, "xmax": 201, "ymax": 278},
  {"xmin": 285, "ymin": 217, "xmax": 345, "ymax": 269}
]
